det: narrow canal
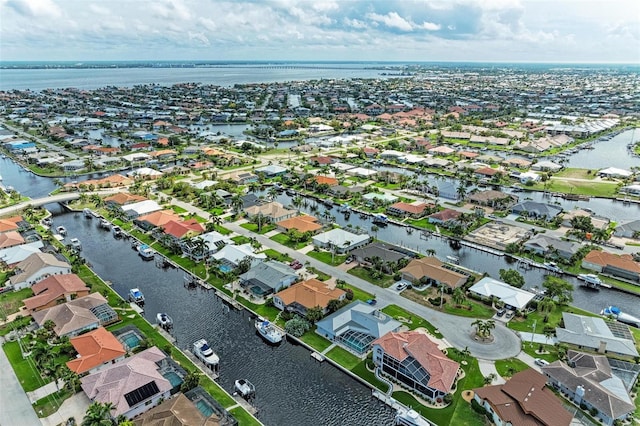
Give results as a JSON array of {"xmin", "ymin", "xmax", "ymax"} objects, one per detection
[{"xmin": 48, "ymin": 207, "xmax": 396, "ymax": 426}]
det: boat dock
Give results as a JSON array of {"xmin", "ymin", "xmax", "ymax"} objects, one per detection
[
  {"xmin": 310, "ymin": 352, "xmax": 325, "ymax": 362},
  {"xmin": 184, "ymin": 350, "xmax": 220, "ymax": 380},
  {"xmin": 129, "ymin": 302, "xmax": 144, "ymax": 315},
  {"xmin": 230, "ymin": 395, "xmax": 258, "ymax": 416},
  {"xmin": 214, "ymin": 289, "xmax": 243, "ymax": 310}
]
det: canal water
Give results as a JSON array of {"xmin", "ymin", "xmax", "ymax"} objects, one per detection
[{"xmin": 49, "ymin": 208, "xmax": 396, "ymax": 426}]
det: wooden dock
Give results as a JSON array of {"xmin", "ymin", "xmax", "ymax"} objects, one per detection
[
  {"xmin": 231, "ymin": 395, "xmax": 258, "ymax": 415},
  {"xmin": 184, "ymin": 349, "xmax": 220, "ymax": 380},
  {"xmin": 215, "ymin": 289, "xmax": 243, "ymax": 310}
]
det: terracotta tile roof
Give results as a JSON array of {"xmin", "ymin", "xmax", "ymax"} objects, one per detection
[
  {"xmin": 104, "ymin": 192, "xmax": 147, "ymax": 206},
  {"xmin": 583, "ymin": 250, "xmax": 640, "ymax": 273},
  {"xmin": 475, "ymin": 167, "xmax": 500, "ymax": 176},
  {"xmin": 149, "ymin": 149, "xmax": 178, "ymax": 157},
  {"xmin": 0, "ymin": 216, "xmax": 22, "ymax": 233},
  {"xmin": 313, "ymin": 175, "xmax": 339, "ymax": 186},
  {"xmin": 428, "ymin": 209, "xmax": 461, "ymax": 222},
  {"xmin": 0, "ymin": 230, "xmax": 25, "ymax": 248},
  {"xmin": 374, "ymin": 331, "xmax": 459, "ymax": 393},
  {"xmin": 276, "ymin": 215, "xmax": 322, "ymax": 233},
  {"xmin": 133, "ymin": 393, "xmax": 216, "ymax": 425},
  {"xmin": 31, "ymin": 292, "xmax": 108, "ymax": 336},
  {"xmin": 137, "ymin": 210, "xmax": 182, "ymax": 227},
  {"xmin": 388, "ymin": 202, "xmax": 432, "ymax": 215},
  {"xmin": 23, "ymin": 274, "xmax": 89, "ymax": 311},
  {"xmin": 275, "ymin": 278, "xmax": 345, "ymax": 310},
  {"xmin": 162, "ymin": 219, "xmax": 205, "ymax": 239},
  {"xmin": 66, "ymin": 327, "xmax": 126, "ymax": 374},
  {"xmin": 474, "ymin": 369, "xmax": 572, "ymax": 426}
]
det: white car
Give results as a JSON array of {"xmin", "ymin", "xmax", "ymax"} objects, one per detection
[
  {"xmin": 394, "ymin": 282, "xmax": 408, "ymax": 292},
  {"xmin": 534, "ymin": 358, "xmax": 549, "ymax": 367}
]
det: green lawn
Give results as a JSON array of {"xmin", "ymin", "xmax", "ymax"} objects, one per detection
[
  {"xmin": 213, "ymin": 225, "xmax": 232, "ymax": 235},
  {"xmin": 0, "ymin": 288, "xmax": 33, "ymax": 315},
  {"xmin": 494, "ymin": 358, "xmax": 529, "ymax": 379},
  {"xmin": 231, "ymin": 235, "xmax": 251, "ymax": 245},
  {"xmin": 228, "ymin": 407, "xmax": 262, "ymax": 426},
  {"xmin": 531, "ymin": 179, "xmax": 618, "ymax": 197},
  {"xmin": 240, "ymin": 222, "xmax": 276, "ymax": 234},
  {"xmin": 170, "ymin": 205, "xmax": 189, "ymax": 214},
  {"xmin": 269, "ymin": 233, "xmax": 310, "ymax": 249},
  {"xmin": 347, "ymin": 266, "xmax": 395, "ymax": 288},
  {"xmin": 521, "ymin": 343, "xmax": 560, "ymax": 363},
  {"xmin": 299, "ymin": 330, "xmax": 333, "ymax": 352},
  {"xmin": 381, "ymin": 305, "xmax": 442, "ymax": 338},
  {"xmin": 342, "ymin": 284, "xmax": 375, "ymax": 302},
  {"xmin": 554, "ymin": 168, "xmax": 596, "ymax": 179},
  {"xmin": 443, "ymin": 300, "xmax": 495, "ymax": 319},
  {"xmin": 351, "ymin": 360, "xmax": 389, "ymax": 391},
  {"xmin": 326, "ymin": 346, "xmax": 360, "ymax": 370},
  {"xmin": 33, "ymin": 389, "xmax": 73, "ymax": 418},
  {"xmin": 306, "ymin": 250, "xmax": 348, "ymax": 266},
  {"xmin": 306, "ymin": 266, "xmax": 331, "ymax": 281},
  {"xmin": 3, "ymin": 340, "xmax": 46, "ymax": 392},
  {"xmin": 261, "ymin": 249, "xmax": 293, "ymax": 263},
  {"xmin": 507, "ymin": 305, "xmax": 597, "ymax": 333}
]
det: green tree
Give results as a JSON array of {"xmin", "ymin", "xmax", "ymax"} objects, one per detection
[
  {"xmin": 82, "ymin": 402, "xmax": 115, "ymax": 426},
  {"xmin": 305, "ymin": 306, "xmax": 324, "ymax": 323},
  {"xmin": 326, "ymin": 299, "xmax": 344, "ymax": 314},
  {"xmin": 180, "ymin": 371, "xmax": 200, "ymax": 392},
  {"xmin": 452, "ymin": 287, "xmax": 467, "ymax": 306},
  {"xmin": 499, "ymin": 269, "xmax": 525, "ymax": 288},
  {"xmin": 284, "ymin": 316, "xmax": 311, "ymax": 337},
  {"xmin": 542, "ymin": 276, "xmax": 573, "ymax": 305}
]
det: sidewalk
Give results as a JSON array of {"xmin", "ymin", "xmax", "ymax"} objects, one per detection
[{"xmin": 0, "ymin": 343, "xmax": 41, "ymax": 426}]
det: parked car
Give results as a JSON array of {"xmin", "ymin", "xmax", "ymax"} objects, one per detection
[
  {"xmin": 496, "ymin": 309, "xmax": 506, "ymax": 317},
  {"xmin": 505, "ymin": 311, "xmax": 514, "ymax": 319},
  {"xmin": 366, "ymin": 299, "xmax": 377, "ymax": 306},
  {"xmin": 534, "ymin": 358, "xmax": 549, "ymax": 367},
  {"xmin": 394, "ymin": 282, "xmax": 408, "ymax": 292},
  {"xmin": 345, "ymin": 257, "xmax": 353, "ymax": 264},
  {"xmin": 291, "ymin": 262, "xmax": 303, "ymax": 270}
]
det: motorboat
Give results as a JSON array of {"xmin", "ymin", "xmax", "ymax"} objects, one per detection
[
  {"xmin": 395, "ymin": 407, "xmax": 431, "ymax": 426},
  {"xmin": 156, "ymin": 313, "xmax": 173, "ymax": 330},
  {"xmin": 446, "ymin": 255, "xmax": 460, "ymax": 264},
  {"xmin": 255, "ymin": 317, "xmax": 284, "ymax": 344},
  {"xmin": 42, "ymin": 217, "xmax": 52, "ymax": 226},
  {"xmin": 234, "ymin": 378, "xmax": 255, "ymax": 399},
  {"xmin": 193, "ymin": 339, "xmax": 220, "ymax": 371},
  {"xmin": 543, "ymin": 262, "xmax": 563, "ymax": 274},
  {"xmin": 70, "ymin": 238, "xmax": 82, "ymax": 251},
  {"xmin": 83, "ymin": 208, "xmax": 93, "ymax": 218},
  {"xmin": 138, "ymin": 244, "xmax": 154, "ymax": 260},
  {"xmin": 601, "ymin": 306, "xmax": 640, "ymax": 328},
  {"xmin": 372, "ymin": 213, "xmax": 389, "ymax": 225},
  {"xmin": 577, "ymin": 273, "xmax": 602, "ymax": 289},
  {"xmin": 56, "ymin": 226, "xmax": 67, "ymax": 236},
  {"xmin": 128, "ymin": 288, "xmax": 145, "ymax": 305},
  {"xmin": 99, "ymin": 219, "xmax": 111, "ymax": 230},
  {"xmin": 112, "ymin": 225, "xmax": 122, "ymax": 238}
]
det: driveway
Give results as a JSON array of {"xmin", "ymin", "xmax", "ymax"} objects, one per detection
[
  {"xmin": 0, "ymin": 341, "xmax": 41, "ymax": 426},
  {"xmin": 225, "ymin": 221, "xmax": 522, "ymax": 360}
]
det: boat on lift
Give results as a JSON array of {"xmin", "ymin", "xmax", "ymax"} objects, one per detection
[
  {"xmin": 234, "ymin": 378, "xmax": 255, "ymax": 399},
  {"xmin": 70, "ymin": 238, "xmax": 82, "ymax": 251},
  {"xmin": 128, "ymin": 288, "xmax": 145, "ymax": 306},
  {"xmin": 156, "ymin": 313, "xmax": 173, "ymax": 330},
  {"xmin": 577, "ymin": 273, "xmax": 602, "ymax": 289},
  {"xmin": 372, "ymin": 213, "xmax": 389, "ymax": 225},
  {"xmin": 137, "ymin": 244, "xmax": 154, "ymax": 260},
  {"xmin": 193, "ymin": 339, "xmax": 220, "ymax": 374},
  {"xmin": 601, "ymin": 306, "xmax": 640, "ymax": 328},
  {"xmin": 56, "ymin": 226, "xmax": 67, "ymax": 236}
]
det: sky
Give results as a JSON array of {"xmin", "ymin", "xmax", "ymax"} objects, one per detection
[{"xmin": 1, "ymin": 0, "xmax": 639, "ymax": 63}]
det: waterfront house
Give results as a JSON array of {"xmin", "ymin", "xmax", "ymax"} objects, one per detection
[
  {"xmin": 373, "ymin": 330, "xmax": 460, "ymax": 403},
  {"xmin": 132, "ymin": 392, "xmax": 231, "ymax": 426},
  {"xmin": 9, "ymin": 252, "xmax": 72, "ymax": 291},
  {"xmin": 127, "ymin": 167, "xmax": 163, "ymax": 180},
  {"xmin": 255, "ymin": 164, "xmax": 288, "ymax": 177},
  {"xmin": 227, "ymin": 171, "xmax": 258, "ymax": 185},
  {"xmin": 531, "ymin": 160, "xmax": 563, "ymax": 172},
  {"xmin": 182, "ymin": 231, "xmax": 234, "ymax": 261},
  {"xmin": 427, "ymin": 209, "xmax": 461, "ymax": 227},
  {"xmin": 32, "ymin": 293, "xmax": 117, "ymax": 337},
  {"xmin": 562, "ymin": 208, "xmax": 609, "ymax": 230},
  {"xmin": 211, "ymin": 243, "xmax": 266, "ymax": 270},
  {"xmin": 23, "ymin": 273, "xmax": 89, "ymax": 313},
  {"xmin": 362, "ymin": 192, "xmax": 398, "ymax": 205},
  {"xmin": 81, "ymin": 347, "xmax": 174, "ymax": 419},
  {"xmin": 399, "ymin": 257, "xmax": 467, "ymax": 289},
  {"xmin": 432, "ymin": 181, "xmax": 458, "ymax": 200},
  {"xmin": 468, "ymin": 277, "xmax": 535, "ymax": 311},
  {"xmin": 66, "ymin": 327, "xmax": 126, "ymax": 375},
  {"xmin": 350, "ymin": 242, "xmax": 410, "ymax": 273},
  {"xmin": 598, "ymin": 167, "xmax": 633, "ymax": 179},
  {"xmin": 122, "ymin": 200, "xmax": 163, "ymax": 219},
  {"xmin": 614, "ymin": 219, "xmax": 640, "ymax": 239},
  {"xmin": 238, "ymin": 260, "xmax": 297, "ymax": 297},
  {"xmin": 312, "ymin": 228, "xmax": 371, "ymax": 254},
  {"xmin": 0, "ymin": 215, "xmax": 23, "ymax": 233},
  {"xmin": 245, "ymin": 202, "xmax": 296, "ymax": 223},
  {"xmin": 273, "ymin": 278, "xmax": 346, "ymax": 316},
  {"xmin": 555, "ymin": 313, "xmax": 638, "ymax": 359},
  {"xmin": 154, "ymin": 219, "xmax": 205, "ymax": 247},
  {"xmin": 104, "ymin": 192, "xmax": 147, "ymax": 208},
  {"xmin": 523, "ymin": 235, "xmax": 582, "ymax": 261},
  {"xmin": 0, "ymin": 231, "xmax": 25, "ymax": 249},
  {"xmin": 0, "ymin": 240, "xmax": 44, "ymax": 268},
  {"xmin": 581, "ymin": 250, "xmax": 640, "ymax": 283},
  {"xmin": 542, "ymin": 351, "xmax": 636, "ymax": 426},
  {"xmin": 276, "ymin": 215, "xmax": 323, "ymax": 234},
  {"xmin": 473, "ymin": 369, "xmax": 572, "ymax": 426},
  {"xmin": 467, "ymin": 190, "xmax": 518, "ymax": 209},
  {"xmin": 316, "ymin": 301, "xmax": 402, "ymax": 356},
  {"xmin": 386, "ymin": 201, "xmax": 434, "ymax": 219},
  {"xmin": 133, "ymin": 209, "xmax": 181, "ymax": 231},
  {"xmin": 312, "ymin": 175, "xmax": 339, "ymax": 187},
  {"xmin": 512, "ymin": 201, "xmax": 563, "ymax": 221}
]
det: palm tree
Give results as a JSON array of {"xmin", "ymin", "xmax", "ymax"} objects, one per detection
[
  {"xmin": 371, "ymin": 225, "xmax": 379, "ymax": 239},
  {"xmin": 230, "ymin": 195, "xmax": 243, "ymax": 215},
  {"xmin": 90, "ymin": 194, "xmax": 104, "ymax": 208},
  {"xmin": 456, "ymin": 184, "xmax": 467, "ymax": 200},
  {"xmin": 537, "ymin": 297, "xmax": 555, "ymax": 314},
  {"xmin": 452, "ymin": 287, "xmax": 466, "ymax": 306},
  {"xmin": 82, "ymin": 402, "xmax": 115, "ymax": 426},
  {"xmin": 267, "ymin": 186, "xmax": 280, "ymax": 201},
  {"xmin": 189, "ymin": 237, "xmax": 208, "ymax": 261}
]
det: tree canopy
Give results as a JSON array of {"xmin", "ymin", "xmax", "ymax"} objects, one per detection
[{"xmin": 499, "ymin": 269, "xmax": 525, "ymax": 288}]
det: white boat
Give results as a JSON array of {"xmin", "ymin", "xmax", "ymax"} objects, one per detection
[
  {"xmin": 128, "ymin": 288, "xmax": 145, "ymax": 305},
  {"xmin": 56, "ymin": 226, "xmax": 67, "ymax": 236},
  {"xmin": 446, "ymin": 255, "xmax": 459, "ymax": 264},
  {"xmin": 193, "ymin": 339, "xmax": 220, "ymax": 371},
  {"xmin": 577, "ymin": 273, "xmax": 602, "ymax": 289},
  {"xmin": 373, "ymin": 213, "xmax": 388, "ymax": 225},
  {"xmin": 99, "ymin": 218, "xmax": 111, "ymax": 230},
  {"xmin": 543, "ymin": 262, "xmax": 563, "ymax": 274},
  {"xmin": 138, "ymin": 244, "xmax": 154, "ymax": 260},
  {"xmin": 156, "ymin": 312, "xmax": 173, "ymax": 330},
  {"xmin": 255, "ymin": 317, "xmax": 284, "ymax": 344},
  {"xmin": 395, "ymin": 407, "xmax": 431, "ymax": 426},
  {"xmin": 112, "ymin": 225, "xmax": 122, "ymax": 238},
  {"xmin": 70, "ymin": 238, "xmax": 82, "ymax": 251},
  {"xmin": 234, "ymin": 378, "xmax": 255, "ymax": 399},
  {"xmin": 601, "ymin": 306, "xmax": 640, "ymax": 328}
]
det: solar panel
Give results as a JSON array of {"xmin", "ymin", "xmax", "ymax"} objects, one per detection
[{"xmin": 124, "ymin": 381, "xmax": 160, "ymax": 407}]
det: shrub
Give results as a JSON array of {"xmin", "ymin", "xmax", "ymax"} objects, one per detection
[
  {"xmin": 393, "ymin": 273, "xmax": 401, "ymax": 281},
  {"xmin": 345, "ymin": 288, "xmax": 354, "ymax": 300}
]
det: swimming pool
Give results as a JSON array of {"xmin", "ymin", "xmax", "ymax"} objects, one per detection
[
  {"xmin": 219, "ymin": 264, "xmax": 232, "ymax": 273},
  {"xmin": 194, "ymin": 399, "xmax": 215, "ymax": 417},
  {"xmin": 119, "ymin": 330, "xmax": 142, "ymax": 350},
  {"xmin": 162, "ymin": 371, "xmax": 183, "ymax": 388}
]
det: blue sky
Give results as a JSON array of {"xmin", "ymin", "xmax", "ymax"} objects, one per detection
[{"xmin": 1, "ymin": 0, "xmax": 638, "ymax": 63}]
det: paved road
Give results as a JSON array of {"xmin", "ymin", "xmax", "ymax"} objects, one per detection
[
  {"xmin": 0, "ymin": 341, "xmax": 42, "ymax": 426},
  {"xmin": 0, "ymin": 120, "xmax": 79, "ymax": 160}
]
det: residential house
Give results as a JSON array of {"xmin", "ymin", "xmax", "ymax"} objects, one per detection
[
  {"xmin": 273, "ymin": 278, "xmax": 346, "ymax": 316},
  {"xmin": 512, "ymin": 201, "xmax": 563, "ymax": 221},
  {"xmin": 0, "ymin": 241, "xmax": 44, "ymax": 268},
  {"xmin": 0, "ymin": 231, "xmax": 24, "ymax": 249},
  {"xmin": 313, "ymin": 175, "xmax": 339, "ymax": 187},
  {"xmin": 238, "ymin": 260, "xmax": 298, "ymax": 297},
  {"xmin": 312, "ymin": 228, "xmax": 371, "ymax": 253},
  {"xmin": 433, "ymin": 181, "xmax": 459, "ymax": 200},
  {"xmin": 316, "ymin": 301, "xmax": 402, "ymax": 356},
  {"xmin": 0, "ymin": 215, "xmax": 23, "ymax": 233},
  {"xmin": 23, "ymin": 273, "xmax": 90, "ymax": 313},
  {"xmin": 542, "ymin": 351, "xmax": 636, "ymax": 426},
  {"xmin": 467, "ymin": 190, "xmax": 518, "ymax": 209},
  {"xmin": 531, "ymin": 160, "xmax": 563, "ymax": 172},
  {"xmin": 468, "ymin": 277, "xmax": 535, "ymax": 311},
  {"xmin": 245, "ymin": 202, "xmax": 296, "ymax": 223},
  {"xmin": 255, "ymin": 164, "xmax": 288, "ymax": 177},
  {"xmin": 473, "ymin": 369, "xmax": 572, "ymax": 426},
  {"xmin": 211, "ymin": 243, "xmax": 266, "ymax": 270},
  {"xmin": 32, "ymin": 293, "xmax": 118, "ymax": 337},
  {"xmin": 581, "ymin": 250, "xmax": 640, "ymax": 283},
  {"xmin": 524, "ymin": 235, "xmax": 582, "ymax": 261},
  {"xmin": 373, "ymin": 331, "xmax": 460, "ymax": 403},
  {"xmin": 81, "ymin": 347, "xmax": 175, "ymax": 419},
  {"xmin": 154, "ymin": 219, "xmax": 205, "ymax": 248},
  {"xmin": 104, "ymin": 192, "xmax": 147, "ymax": 209},
  {"xmin": 427, "ymin": 209, "xmax": 461, "ymax": 227},
  {"xmin": 66, "ymin": 327, "xmax": 126, "ymax": 375},
  {"xmin": 133, "ymin": 392, "xmax": 232, "ymax": 426},
  {"xmin": 122, "ymin": 200, "xmax": 163, "ymax": 219},
  {"xmin": 598, "ymin": 167, "xmax": 633, "ymax": 179},
  {"xmin": 386, "ymin": 201, "xmax": 434, "ymax": 219},
  {"xmin": 350, "ymin": 242, "xmax": 409, "ymax": 272},
  {"xmin": 562, "ymin": 209, "xmax": 609, "ymax": 230},
  {"xmin": 9, "ymin": 252, "xmax": 72, "ymax": 290},
  {"xmin": 276, "ymin": 215, "xmax": 323, "ymax": 234},
  {"xmin": 614, "ymin": 219, "xmax": 640, "ymax": 239},
  {"xmin": 182, "ymin": 231, "xmax": 234, "ymax": 261},
  {"xmin": 400, "ymin": 257, "xmax": 467, "ymax": 289},
  {"xmin": 555, "ymin": 312, "xmax": 638, "ymax": 358},
  {"xmin": 362, "ymin": 192, "xmax": 398, "ymax": 205},
  {"xmin": 227, "ymin": 171, "xmax": 258, "ymax": 185},
  {"xmin": 133, "ymin": 210, "xmax": 181, "ymax": 231}
]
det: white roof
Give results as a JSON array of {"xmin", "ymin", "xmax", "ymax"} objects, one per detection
[
  {"xmin": 127, "ymin": 167, "xmax": 162, "ymax": 177},
  {"xmin": 121, "ymin": 153, "xmax": 150, "ymax": 162},
  {"xmin": 0, "ymin": 241, "xmax": 44, "ymax": 265},
  {"xmin": 313, "ymin": 228, "xmax": 370, "ymax": 247},
  {"xmin": 191, "ymin": 180, "xmax": 218, "ymax": 190},
  {"xmin": 212, "ymin": 243, "xmax": 266, "ymax": 265},
  {"xmin": 123, "ymin": 199, "xmax": 162, "ymax": 216},
  {"xmin": 346, "ymin": 167, "xmax": 377, "ymax": 177},
  {"xmin": 599, "ymin": 167, "xmax": 632, "ymax": 177},
  {"xmin": 469, "ymin": 277, "xmax": 535, "ymax": 309}
]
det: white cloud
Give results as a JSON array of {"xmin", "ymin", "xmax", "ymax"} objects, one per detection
[
  {"xmin": 3, "ymin": 0, "xmax": 61, "ymax": 18},
  {"xmin": 344, "ymin": 18, "xmax": 367, "ymax": 29},
  {"xmin": 421, "ymin": 21, "xmax": 441, "ymax": 31},
  {"xmin": 367, "ymin": 11, "xmax": 414, "ymax": 31}
]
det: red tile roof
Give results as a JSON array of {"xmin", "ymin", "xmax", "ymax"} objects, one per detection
[
  {"xmin": 66, "ymin": 327, "xmax": 126, "ymax": 374},
  {"xmin": 583, "ymin": 250, "xmax": 640, "ymax": 273},
  {"xmin": 23, "ymin": 274, "xmax": 89, "ymax": 311}
]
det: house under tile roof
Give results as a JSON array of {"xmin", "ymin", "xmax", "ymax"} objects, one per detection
[
  {"xmin": 162, "ymin": 219, "xmax": 205, "ymax": 239},
  {"xmin": 23, "ymin": 273, "xmax": 89, "ymax": 312},
  {"xmin": 0, "ymin": 230, "xmax": 25, "ymax": 249},
  {"xmin": 67, "ymin": 327, "xmax": 126, "ymax": 374},
  {"xmin": 32, "ymin": 292, "xmax": 112, "ymax": 337},
  {"xmin": 400, "ymin": 257, "xmax": 467, "ymax": 289},
  {"xmin": 136, "ymin": 210, "xmax": 182, "ymax": 228},
  {"xmin": 133, "ymin": 393, "xmax": 221, "ymax": 426},
  {"xmin": 276, "ymin": 215, "xmax": 323, "ymax": 233},
  {"xmin": 275, "ymin": 278, "xmax": 345, "ymax": 311},
  {"xmin": 104, "ymin": 192, "xmax": 147, "ymax": 206},
  {"xmin": 9, "ymin": 252, "xmax": 71, "ymax": 287}
]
